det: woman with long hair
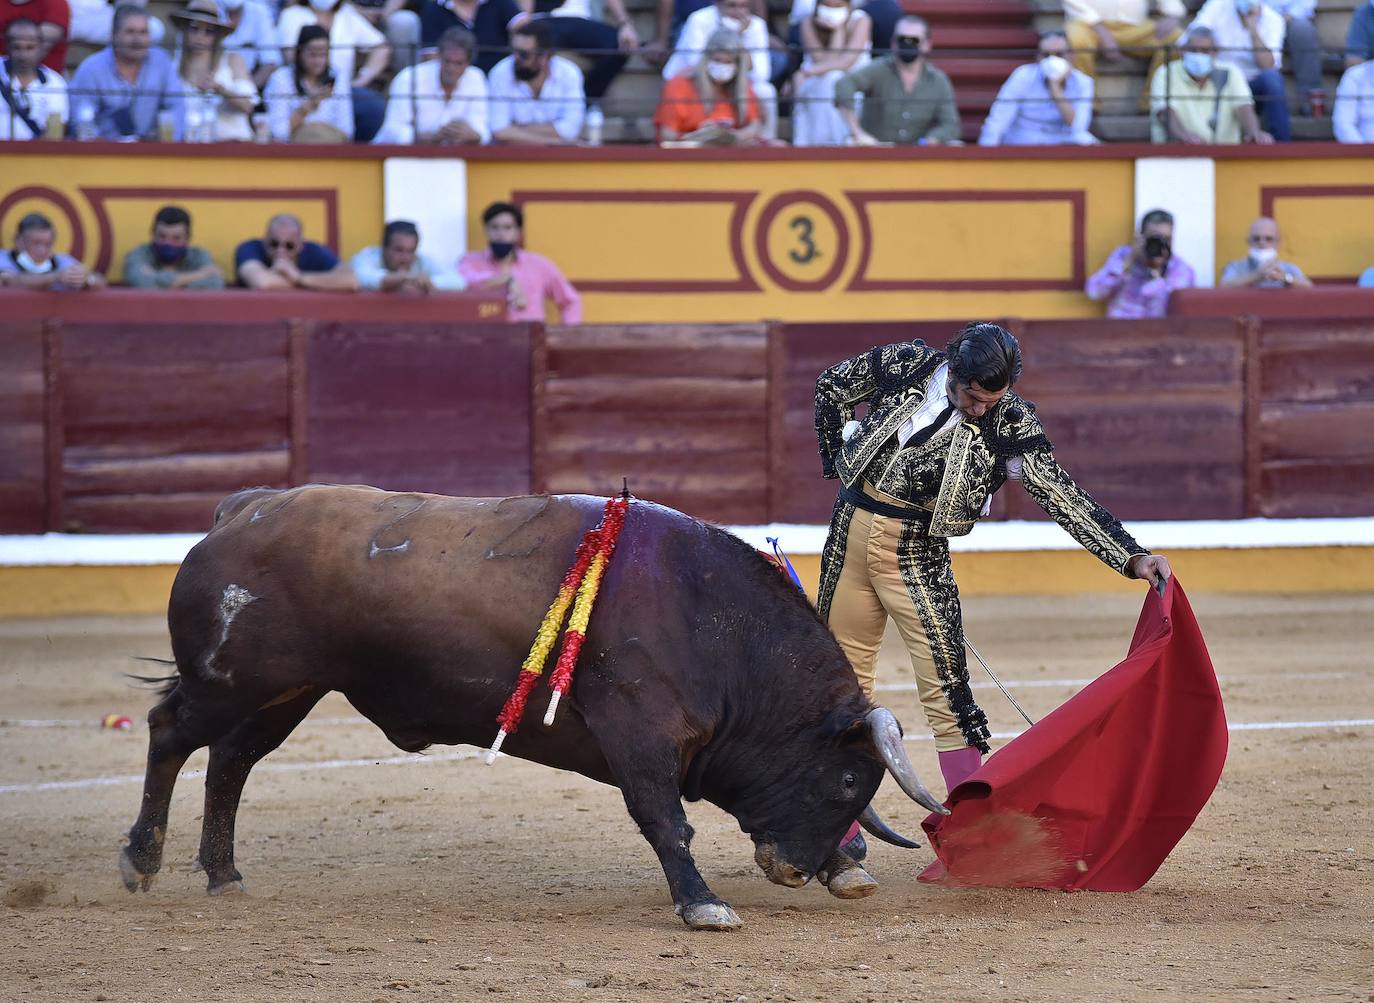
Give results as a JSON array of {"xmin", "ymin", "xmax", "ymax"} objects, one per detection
[
  {"xmin": 276, "ymin": 0, "xmax": 391, "ymax": 141},
  {"xmin": 172, "ymin": 0, "xmax": 258, "ymax": 141},
  {"xmin": 264, "ymin": 23, "xmax": 355, "ymax": 141},
  {"xmin": 653, "ymin": 26, "xmax": 761, "ymax": 145},
  {"xmin": 791, "ymin": 0, "xmax": 870, "ymax": 145}
]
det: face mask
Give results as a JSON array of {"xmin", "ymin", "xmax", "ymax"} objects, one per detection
[
  {"xmin": 308, "ymin": 0, "xmax": 335, "ymax": 11},
  {"xmin": 513, "ymin": 61, "xmax": 538, "ymax": 81},
  {"xmin": 1181, "ymin": 51, "xmax": 1213, "ymax": 78},
  {"xmin": 707, "ymin": 61, "xmax": 736, "ymax": 83},
  {"xmin": 815, "ymin": 4, "xmax": 847, "ymax": 28},
  {"xmin": 153, "ymin": 242, "xmax": 187, "ymax": 264},
  {"xmin": 489, "ymin": 240, "xmax": 515, "ymax": 259},
  {"xmin": 1040, "ymin": 54, "xmax": 1069, "ymax": 81},
  {"xmin": 895, "ymin": 48, "xmax": 921, "ymax": 64},
  {"xmin": 1249, "ymin": 246, "xmax": 1278, "ymax": 265},
  {"xmin": 14, "ymin": 249, "xmax": 52, "ymax": 272},
  {"xmin": 1234, "ymin": 0, "xmax": 1254, "ymax": 14}
]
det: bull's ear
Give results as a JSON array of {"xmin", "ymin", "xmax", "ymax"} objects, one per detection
[{"xmin": 837, "ymin": 715, "xmax": 872, "ymax": 746}]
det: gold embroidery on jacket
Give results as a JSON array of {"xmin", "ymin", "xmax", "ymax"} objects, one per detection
[{"xmin": 930, "ymin": 423, "xmax": 981, "ymax": 537}]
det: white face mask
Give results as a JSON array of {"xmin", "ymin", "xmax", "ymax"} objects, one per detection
[
  {"xmin": 815, "ymin": 4, "xmax": 848, "ymax": 27},
  {"xmin": 1249, "ymin": 246, "xmax": 1278, "ymax": 265},
  {"xmin": 308, "ymin": 0, "xmax": 335, "ymax": 11},
  {"xmin": 1040, "ymin": 54, "xmax": 1069, "ymax": 81},
  {"xmin": 707, "ymin": 61, "xmax": 737, "ymax": 83},
  {"xmin": 14, "ymin": 250, "xmax": 53, "ymax": 272}
]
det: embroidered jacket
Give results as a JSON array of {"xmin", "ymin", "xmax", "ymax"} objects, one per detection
[{"xmin": 815, "ymin": 340, "xmax": 1147, "ymax": 575}]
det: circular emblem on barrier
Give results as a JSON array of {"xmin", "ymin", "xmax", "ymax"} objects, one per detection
[
  {"xmin": 753, "ymin": 190, "xmax": 850, "ymax": 292},
  {"xmin": 0, "ymin": 186, "xmax": 87, "ymax": 261}
]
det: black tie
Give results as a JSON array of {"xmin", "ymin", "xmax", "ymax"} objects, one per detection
[{"xmin": 905, "ymin": 403, "xmax": 956, "ymax": 451}]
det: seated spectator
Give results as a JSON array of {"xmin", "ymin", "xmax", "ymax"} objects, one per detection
[
  {"xmin": 122, "ymin": 205, "xmax": 225, "ymax": 289},
  {"xmin": 0, "ymin": 0, "xmax": 68, "ymax": 72},
  {"xmin": 68, "ymin": 0, "xmax": 167, "ymax": 47},
  {"xmin": 1150, "ymin": 27, "xmax": 1273, "ymax": 144},
  {"xmin": 1346, "ymin": 0, "xmax": 1374, "ymax": 66},
  {"xmin": 0, "ymin": 18, "xmax": 67, "ymax": 140},
  {"xmin": 458, "ymin": 201, "xmax": 581, "ymax": 323},
  {"xmin": 655, "ymin": 25, "xmax": 762, "ymax": 143},
  {"xmin": 0, "ymin": 212, "xmax": 105, "ymax": 290},
  {"xmin": 419, "ymin": 0, "xmax": 522, "ymax": 74},
  {"xmin": 351, "ymin": 220, "xmax": 465, "ymax": 293},
  {"xmin": 791, "ymin": 0, "xmax": 871, "ymax": 146},
  {"xmin": 1261, "ymin": 0, "xmax": 1321, "ymax": 116},
  {"xmin": 236, "ymin": 213, "xmax": 356, "ymax": 290},
  {"xmin": 265, "ymin": 24, "xmax": 354, "ymax": 142},
  {"xmin": 979, "ymin": 29, "xmax": 1095, "ymax": 146},
  {"xmin": 374, "ymin": 25, "xmax": 487, "ymax": 144},
  {"xmin": 174, "ymin": 0, "xmax": 258, "ymax": 142},
  {"xmin": 69, "ymin": 4, "xmax": 183, "ymax": 140},
  {"xmin": 488, "ymin": 20, "xmax": 585, "ymax": 145},
  {"xmin": 787, "ymin": 0, "xmax": 898, "ymax": 49},
  {"xmin": 1220, "ymin": 216, "xmax": 1311, "ymax": 288},
  {"xmin": 663, "ymin": 0, "xmax": 777, "ymax": 139},
  {"xmin": 834, "ymin": 15, "xmax": 959, "ymax": 145},
  {"xmin": 222, "ymin": 0, "xmax": 280, "ymax": 90},
  {"xmin": 1191, "ymin": 0, "xmax": 1289, "ymax": 141},
  {"xmin": 1334, "ymin": 58, "xmax": 1374, "ymax": 142},
  {"xmin": 1063, "ymin": 0, "xmax": 1183, "ymax": 110},
  {"xmin": 532, "ymin": 0, "xmax": 642, "ymax": 110},
  {"xmin": 278, "ymin": 0, "xmax": 390, "ymax": 142},
  {"xmin": 1085, "ymin": 208, "xmax": 1195, "ymax": 318},
  {"xmin": 355, "ymin": 0, "xmax": 421, "ymax": 73}
]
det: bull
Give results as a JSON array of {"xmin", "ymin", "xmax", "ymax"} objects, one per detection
[{"xmin": 120, "ymin": 485, "xmax": 946, "ymax": 929}]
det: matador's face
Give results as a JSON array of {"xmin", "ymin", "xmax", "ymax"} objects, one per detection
[{"xmin": 947, "ymin": 375, "xmax": 1007, "ymax": 420}]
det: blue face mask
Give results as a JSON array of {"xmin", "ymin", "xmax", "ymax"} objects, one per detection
[{"xmin": 1182, "ymin": 51, "xmax": 1214, "ymax": 78}]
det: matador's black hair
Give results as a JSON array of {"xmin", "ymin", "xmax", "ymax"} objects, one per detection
[{"xmin": 945, "ymin": 322, "xmax": 1022, "ymax": 392}]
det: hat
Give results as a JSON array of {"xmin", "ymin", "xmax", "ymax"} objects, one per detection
[{"xmin": 171, "ymin": 0, "xmax": 231, "ymax": 32}]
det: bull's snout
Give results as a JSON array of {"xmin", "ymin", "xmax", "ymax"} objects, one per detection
[{"xmin": 753, "ymin": 841, "xmax": 811, "ymax": 888}]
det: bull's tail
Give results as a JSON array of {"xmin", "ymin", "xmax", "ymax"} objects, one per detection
[{"xmin": 126, "ymin": 656, "xmax": 181, "ymax": 697}]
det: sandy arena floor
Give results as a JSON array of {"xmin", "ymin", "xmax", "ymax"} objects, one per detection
[{"xmin": 1, "ymin": 592, "xmax": 1371, "ymax": 1002}]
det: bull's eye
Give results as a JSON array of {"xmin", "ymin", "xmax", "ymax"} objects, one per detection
[{"xmin": 842, "ymin": 771, "xmax": 857, "ymax": 789}]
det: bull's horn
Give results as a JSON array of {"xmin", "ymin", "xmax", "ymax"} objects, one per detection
[
  {"xmin": 858, "ymin": 804, "xmax": 921, "ymax": 849},
  {"xmin": 866, "ymin": 707, "xmax": 951, "ymax": 816}
]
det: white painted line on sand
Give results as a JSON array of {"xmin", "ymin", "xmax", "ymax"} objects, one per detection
[{"xmin": 2, "ymin": 719, "xmax": 1372, "ymax": 797}]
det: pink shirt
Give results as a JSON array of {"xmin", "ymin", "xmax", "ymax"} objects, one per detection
[{"xmin": 457, "ymin": 249, "xmax": 582, "ymax": 324}]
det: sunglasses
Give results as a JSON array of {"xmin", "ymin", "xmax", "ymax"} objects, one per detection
[{"xmin": 268, "ymin": 239, "xmax": 300, "ymax": 251}]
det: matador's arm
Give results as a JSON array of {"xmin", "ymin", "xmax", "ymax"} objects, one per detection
[
  {"xmin": 814, "ymin": 346, "xmax": 885, "ymax": 479},
  {"xmin": 1019, "ymin": 447, "xmax": 1150, "ymax": 577}
]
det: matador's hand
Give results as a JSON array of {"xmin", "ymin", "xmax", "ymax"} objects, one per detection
[{"xmin": 1128, "ymin": 554, "xmax": 1172, "ymax": 591}]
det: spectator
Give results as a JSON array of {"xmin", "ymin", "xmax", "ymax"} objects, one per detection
[
  {"xmin": 68, "ymin": 0, "xmax": 166, "ymax": 47},
  {"xmin": 979, "ymin": 29, "xmax": 1096, "ymax": 146},
  {"xmin": 222, "ymin": 0, "xmax": 280, "ymax": 90},
  {"xmin": 265, "ymin": 24, "xmax": 354, "ymax": 141},
  {"xmin": 1260, "ymin": 0, "xmax": 1321, "ymax": 116},
  {"xmin": 458, "ymin": 201, "xmax": 581, "ymax": 322},
  {"xmin": 122, "ymin": 205, "xmax": 225, "ymax": 289},
  {"xmin": 1150, "ymin": 26, "xmax": 1273, "ymax": 144},
  {"xmin": 0, "ymin": 0, "xmax": 68, "ymax": 72},
  {"xmin": 69, "ymin": 4, "xmax": 183, "ymax": 140},
  {"xmin": 0, "ymin": 212, "xmax": 104, "ymax": 290},
  {"xmin": 374, "ymin": 24, "xmax": 487, "ymax": 144},
  {"xmin": 787, "ymin": 0, "xmax": 899, "ymax": 50},
  {"xmin": 488, "ymin": 19, "xmax": 585, "ymax": 145},
  {"xmin": 355, "ymin": 0, "xmax": 421, "ymax": 72},
  {"xmin": 834, "ymin": 14, "xmax": 959, "ymax": 145},
  {"xmin": 419, "ymin": 0, "xmax": 521, "ymax": 74},
  {"xmin": 1220, "ymin": 216, "xmax": 1312, "ymax": 288},
  {"xmin": 1333, "ymin": 58, "xmax": 1374, "ymax": 142},
  {"xmin": 0, "ymin": 17, "xmax": 67, "ymax": 140},
  {"xmin": 532, "ymin": 0, "xmax": 643, "ymax": 110},
  {"xmin": 235, "ymin": 213, "xmax": 356, "ymax": 289},
  {"xmin": 1191, "ymin": 0, "xmax": 1289, "ymax": 141},
  {"xmin": 663, "ymin": 0, "xmax": 777, "ymax": 139},
  {"xmin": 1346, "ymin": 0, "xmax": 1374, "ymax": 66},
  {"xmin": 791, "ymin": 0, "xmax": 871, "ymax": 146},
  {"xmin": 1085, "ymin": 208, "xmax": 1195, "ymax": 318},
  {"xmin": 173, "ymin": 0, "xmax": 257, "ymax": 142},
  {"xmin": 278, "ymin": 0, "xmax": 391, "ymax": 142},
  {"xmin": 654, "ymin": 24, "xmax": 762, "ymax": 143},
  {"xmin": 351, "ymin": 220, "xmax": 465, "ymax": 293},
  {"xmin": 1063, "ymin": 0, "xmax": 1184, "ymax": 108}
]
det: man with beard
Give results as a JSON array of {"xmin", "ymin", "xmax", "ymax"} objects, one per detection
[
  {"xmin": 122, "ymin": 206, "xmax": 224, "ymax": 289},
  {"xmin": 834, "ymin": 14, "xmax": 960, "ymax": 145},
  {"xmin": 487, "ymin": 19, "xmax": 585, "ymax": 144}
]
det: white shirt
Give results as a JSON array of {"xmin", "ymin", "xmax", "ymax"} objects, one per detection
[
  {"xmin": 487, "ymin": 53, "xmax": 584, "ymax": 140},
  {"xmin": 1192, "ymin": 0, "xmax": 1286, "ymax": 76},
  {"xmin": 264, "ymin": 64, "xmax": 354, "ymax": 140},
  {"xmin": 223, "ymin": 0, "xmax": 279, "ymax": 72},
  {"xmin": 350, "ymin": 245, "xmax": 466, "ymax": 290},
  {"xmin": 0, "ymin": 62, "xmax": 68, "ymax": 140},
  {"xmin": 663, "ymin": 6, "xmax": 771, "ymax": 91},
  {"xmin": 277, "ymin": 2, "xmax": 386, "ymax": 85},
  {"xmin": 897, "ymin": 363, "xmax": 962, "ymax": 447},
  {"xmin": 1334, "ymin": 60, "xmax": 1374, "ymax": 143},
  {"xmin": 375, "ymin": 59, "xmax": 489, "ymax": 144}
]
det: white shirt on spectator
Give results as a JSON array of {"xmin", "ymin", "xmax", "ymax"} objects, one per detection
[
  {"xmin": 0, "ymin": 62, "xmax": 68, "ymax": 140},
  {"xmin": 224, "ymin": 0, "xmax": 280, "ymax": 73},
  {"xmin": 1192, "ymin": 0, "xmax": 1285, "ymax": 76},
  {"xmin": 277, "ymin": 2, "xmax": 385, "ymax": 85},
  {"xmin": 375, "ymin": 58, "xmax": 489, "ymax": 144},
  {"xmin": 663, "ymin": 5, "xmax": 771, "ymax": 92},
  {"xmin": 487, "ymin": 53, "xmax": 585, "ymax": 140},
  {"xmin": 350, "ymin": 244, "xmax": 466, "ymax": 290},
  {"xmin": 264, "ymin": 64, "xmax": 354, "ymax": 140},
  {"xmin": 1334, "ymin": 60, "xmax": 1374, "ymax": 143}
]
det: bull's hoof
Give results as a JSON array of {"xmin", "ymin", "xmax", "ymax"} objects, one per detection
[
  {"xmin": 207, "ymin": 879, "xmax": 248, "ymax": 897},
  {"xmin": 680, "ymin": 901, "xmax": 743, "ymax": 931},
  {"xmin": 824, "ymin": 866, "xmax": 880, "ymax": 899},
  {"xmin": 119, "ymin": 848, "xmax": 154, "ymax": 893}
]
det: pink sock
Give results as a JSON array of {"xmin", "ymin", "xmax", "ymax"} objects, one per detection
[{"xmin": 938, "ymin": 747, "xmax": 982, "ymax": 792}]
